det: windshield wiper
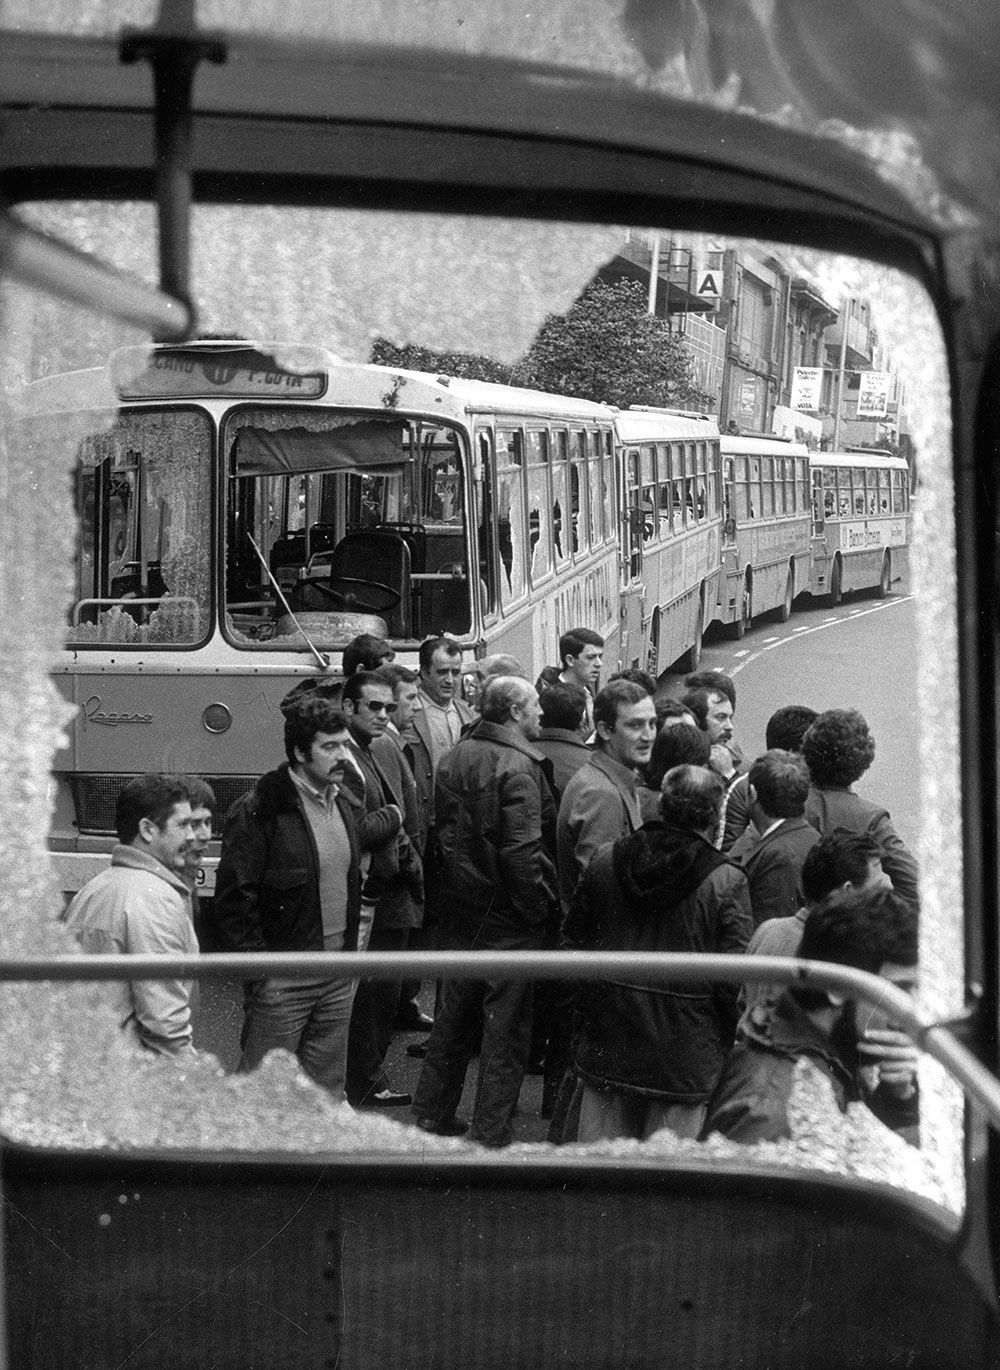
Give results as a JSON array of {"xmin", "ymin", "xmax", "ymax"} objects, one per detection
[{"xmin": 243, "ymin": 530, "xmax": 331, "ymax": 671}]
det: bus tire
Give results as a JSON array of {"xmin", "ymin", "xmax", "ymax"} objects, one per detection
[
  {"xmin": 828, "ymin": 557, "xmax": 843, "ymax": 607},
  {"xmin": 877, "ymin": 552, "xmax": 891, "ymax": 597},
  {"xmin": 778, "ymin": 566, "xmax": 794, "ymax": 622}
]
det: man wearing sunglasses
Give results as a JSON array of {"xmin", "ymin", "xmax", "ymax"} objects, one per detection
[{"xmin": 342, "ymin": 670, "xmax": 423, "ymax": 1108}]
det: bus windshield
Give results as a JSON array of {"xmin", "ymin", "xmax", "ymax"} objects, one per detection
[
  {"xmin": 67, "ymin": 408, "xmax": 212, "ymax": 647},
  {"xmin": 224, "ymin": 408, "xmax": 469, "ymax": 647}
]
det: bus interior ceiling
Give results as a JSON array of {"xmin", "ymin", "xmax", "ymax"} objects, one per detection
[{"xmin": 2, "ymin": 5, "xmax": 1000, "ymax": 1368}]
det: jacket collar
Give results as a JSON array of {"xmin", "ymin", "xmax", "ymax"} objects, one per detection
[
  {"xmin": 462, "ymin": 717, "xmax": 546, "ymax": 762},
  {"xmin": 741, "ymin": 989, "xmax": 855, "ymax": 1092},
  {"xmin": 538, "ymin": 727, "xmax": 590, "ymax": 750},
  {"xmin": 585, "ymin": 747, "xmax": 639, "ymax": 796},
  {"xmin": 110, "ymin": 843, "xmax": 191, "ymax": 899},
  {"xmin": 756, "ymin": 814, "xmax": 812, "ymax": 845}
]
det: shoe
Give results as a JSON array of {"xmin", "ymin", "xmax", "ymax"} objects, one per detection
[
  {"xmin": 394, "ymin": 1006, "xmax": 434, "ymax": 1031},
  {"xmin": 366, "ymin": 1089, "xmax": 412, "ymax": 1107},
  {"xmin": 413, "ymin": 1116, "xmax": 469, "ymax": 1137},
  {"xmin": 406, "ymin": 1041, "xmax": 427, "ymax": 1059}
]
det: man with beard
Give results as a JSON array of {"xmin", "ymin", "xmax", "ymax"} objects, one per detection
[
  {"xmin": 563, "ymin": 765, "xmax": 753, "ymax": 1142},
  {"xmin": 702, "ymin": 883, "xmax": 919, "ymax": 1143}
]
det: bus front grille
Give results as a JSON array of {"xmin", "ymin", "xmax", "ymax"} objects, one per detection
[{"xmin": 68, "ymin": 774, "xmax": 259, "ymax": 837}]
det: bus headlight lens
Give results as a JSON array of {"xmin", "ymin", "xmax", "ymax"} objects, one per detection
[{"xmin": 202, "ymin": 703, "xmax": 233, "ymax": 734}]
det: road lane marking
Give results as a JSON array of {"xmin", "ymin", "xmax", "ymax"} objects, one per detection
[{"xmin": 729, "ymin": 597, "xmax": 913, "ymax": 679}]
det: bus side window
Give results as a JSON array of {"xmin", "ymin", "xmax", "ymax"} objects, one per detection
[
  {"xmin": 476, "ymin": 431, "xmax": 499, "ymax": 617},
  {"xmin": 496, "ymin": 429, "xmax": 526, "ymax": 605},
  {"xmin": 600, "ymin": 432, "xmax": 615, "ymax": 543},
  {"xmin": 588, "ymin": 444, "xmax": 603, "ymax": 546},
  {"xmin": 552, "ymin": 430, "xmax": 569, "ymax": 566},
  {"xmin": 658, "ymin": 443, "xmax": 673, "ymax": 536},
  {"xmin": 640, "ymin": 445, "xmax": 656, "ymax": 543}
]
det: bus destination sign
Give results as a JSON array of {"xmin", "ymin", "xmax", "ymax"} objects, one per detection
[{"xmin": 112, "ymin": 346, "xmax": 329, "ymax": 400}]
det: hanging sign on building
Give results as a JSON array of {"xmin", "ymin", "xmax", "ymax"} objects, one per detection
[
  {"xmin": 790, "ymin": 366, "xmax": 823, "ymax": 411},
  {"xmin": 856, "ymin": 370, "xmax": 890, "ymax": 418},
  {"xmin": 695, "ymin": 269, "xmax": 722, "ymax": 301}
]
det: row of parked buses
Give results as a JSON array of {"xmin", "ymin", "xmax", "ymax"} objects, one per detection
[
  {"xmin": 32, "ymin": 339, "xmax": 911, "ymax": 896},
  {"xmin": 3, "ymin": 8, "xmax": 996, "ymax": 1368}
]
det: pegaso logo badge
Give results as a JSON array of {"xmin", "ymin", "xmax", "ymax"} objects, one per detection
[{"xmin": 82, "ymin": 695, "xmax": 154, "ymax": 729}]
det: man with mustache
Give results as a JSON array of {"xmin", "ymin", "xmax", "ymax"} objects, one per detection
[{"xmin": 213, "ymin": 696, "xmax": 400, "ymax": 1103}]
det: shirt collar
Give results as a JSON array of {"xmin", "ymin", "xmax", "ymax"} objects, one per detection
[
  {"xmin": 289, "ymin": 766, "xmax": 338, "ymax": 807},
  {"xmin": 419, "ymin": 686, "xmax": 456, "ymax": 714}
]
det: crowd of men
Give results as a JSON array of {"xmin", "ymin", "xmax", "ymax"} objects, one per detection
[{"xmin": 62, "ymin": 626, "xmax": 922, "ymax": 1153}]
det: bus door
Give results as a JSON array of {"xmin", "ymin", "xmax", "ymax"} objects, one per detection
[
  {"xmin": 808, "ymin": 465, "xmax": 835, "ymax": 596},
  {"xmin": 619, "ymin": 446, "xmax": 645, "ymax": 667},
  {"xmin": 720, "ymin": 454, "xmax": 742, "ymax": 626}
]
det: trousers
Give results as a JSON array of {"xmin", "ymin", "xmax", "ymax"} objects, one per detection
[
  {"xmin": 240, "ymin": 974, "xmax": 357, "ymax": 1102},
  {"xmin": 411, "ymin": 974, "xmax": 534, "ymax": 1147}
]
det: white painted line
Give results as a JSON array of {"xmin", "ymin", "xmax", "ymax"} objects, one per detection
[
  {"xmin": 762, "ymin": 636, "xmax": 780, "ymax": 644},
  {"xmin": 732, "ymin": 650, "xmax": 750, "ymax": 658},
  {"xmin": 729, "ymin": 596, "xmax": 912, "ymax": 678}
]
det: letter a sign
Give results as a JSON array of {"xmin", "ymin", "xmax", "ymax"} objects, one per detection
[{"xmin": 695, "ymin": 270, "xmax": 721, "ymax": 302}]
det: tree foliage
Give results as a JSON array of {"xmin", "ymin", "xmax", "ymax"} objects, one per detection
[
  {"xmin": 370, "ymin": 279, "xmax": 714, "ymax": 411},
  {"xmin": 512, "ymin": 278, "xmax": 714, "ymax": 410},
  {"xmin": 369, "ymin": 337, "xmax": 512, "ymax": 384}
]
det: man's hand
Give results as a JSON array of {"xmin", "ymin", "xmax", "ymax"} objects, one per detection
[
  {"xmin": 858, "ymin": 1025, "xmax": 918, "ymax": 1098},
  {"xmin": 709, "ymin": 743, "xmax": 735, "ymax": 780}
]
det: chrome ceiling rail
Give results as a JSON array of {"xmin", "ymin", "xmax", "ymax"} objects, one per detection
[
  {"xmin": 0, "ymin": 210, "xmax": 191, "ymax": 339},
  {"xmin": 3, "ymin": 948, "xmax": 999, "ymax": 1133}
]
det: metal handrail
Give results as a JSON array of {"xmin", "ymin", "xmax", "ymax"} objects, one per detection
[
  {"xmin": 3, "ymin": 949, "xmax": 1000, "ymax": 1131},
  {"xmin": 0, "ymin": 210, "xmax": 191, "ymax": 340}
]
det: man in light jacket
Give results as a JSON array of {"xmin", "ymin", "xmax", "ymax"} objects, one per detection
[
  {"xmin": 556, "ymin": 678, "xmax": 656, "ymax": 913},
  {"xmin": 63, "ymin": 773, "xmax": 198, "ymax": 1058}
]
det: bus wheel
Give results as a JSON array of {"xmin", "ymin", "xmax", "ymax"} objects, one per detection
[
  {"xmin": 778, "ymin": 567, "xmax": 794, "ymax": 622},
  {"xmin": 828, "ymin": 557, "xmax": 843, "ymax": 607},
  {"xmin": 877, "ymin": 553, "xmax": 891, "ymax": 598}
]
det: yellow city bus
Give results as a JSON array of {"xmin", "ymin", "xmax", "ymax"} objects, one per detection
[
  {"xmin": 34, "ymin": 342, "xmax": 619, "ymax": 896},
  {"xmin": 721, "ymin": 432, "xmax": 813, "ymax": 632},
  {"xmin": 808, "ymin": 449, "xmax": 912, "ymax": 603},
  {"xmin": 615, "ymin": 406, "xmax": 726, "ymax": 674}
]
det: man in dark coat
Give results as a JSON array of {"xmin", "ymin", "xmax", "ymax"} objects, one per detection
[
  {"xmin": 212, "ymin": 696, "xmax": 399, "ymax": 1103},
  {"xmin": 411, "ymin": 676, "xmax": 558, "ymax": 1146},
  {"xmin": 564, "ymin": 765, "xmax": 753, "ymax": 1142},
  {"xmin": 801, "ymin": 708, "xmax": 920, "ymax": 914},
  {"xmin": 702, "ymin": 884, "xmax": 919, "ymax": 1144},
  {"xmin": 728, "ymin": 749, "xmax": 820, "ymax": 926},
  {"xmin": 534, "ymin": 680, "xmax": 592, "ymax": 800},
  {"xmin": 341, "ymin": 670, "xmax": 422, "ymax": 1108}
]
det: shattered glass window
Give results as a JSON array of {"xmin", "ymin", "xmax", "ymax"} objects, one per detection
[
  {"xmin": 67, "ymin": 409, "xmax": 212, "ymax": 647},
  {"xmin": 224, "ymin": 408, "xmax": 470, "ymax": 645}
]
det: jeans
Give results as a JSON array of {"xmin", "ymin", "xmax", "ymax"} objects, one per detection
[
  {"xmin": 240, "ymin": 975, "xmax": 357, "ymax": 1102},
  {"xmin": 411, "ymin": 975, "xmax": 534, "ymax": 1147}
]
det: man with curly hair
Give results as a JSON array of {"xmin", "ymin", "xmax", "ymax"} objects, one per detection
[{"xmin": 800, "ymin": 709, "xmax": 919, "ymax": 914}]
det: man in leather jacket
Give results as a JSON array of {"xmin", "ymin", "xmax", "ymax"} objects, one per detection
[
  {"xmin": 410, "ymin": 675, "xmax": 558, "ymax": 1146},
  {"xmin": 212, "ymin": 696, "xmax": 400, "ymax": 1103}
]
